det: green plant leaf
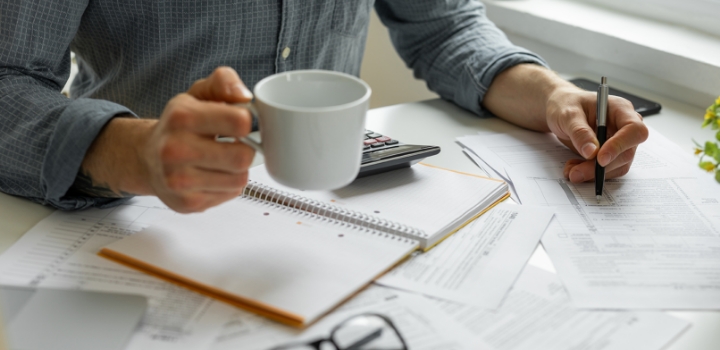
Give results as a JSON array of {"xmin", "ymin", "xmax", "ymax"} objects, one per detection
[
  {"xmin": 700, "ymin": 161, "xmax": 716, "ymax": 172},
  {"xmin": 716, "ymin": 131, "xmax": 720, "ymax": 142},
  {"xmin": 703, "ymin": 118, "xmax": 713, "ymax": 128},
  {"xmin": 704, "ymin": 141, "xmax": 718, "ymax": 157},
  {"xmin": 716, "ymin": 169, "xmax": 720, "ymax": 183}
]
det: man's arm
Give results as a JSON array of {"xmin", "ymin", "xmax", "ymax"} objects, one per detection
[
  {"xmin": 375, "ymin": 0, "xmax": 647, "ymax": 182},
  {"xmin": 76, "ymin": 68, "xmax": 256, "ymax": 213},
  {"xmin": 0, "ymin": 0, "xmax": 137, "ymax": 209},
  {"xmin": 1, "ymin": 1, "xmax": 254, "ymax": 212},
  {"xmin": 483, "ymin": 64, "xmax": 648, "ymax": 183},
  {"xmin": 374, "ymin": 0, "xmax": 548, "ymax": 117}
]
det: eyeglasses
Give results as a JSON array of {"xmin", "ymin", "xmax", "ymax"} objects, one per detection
[{"xmin": 270, "ymin": 313, "xmax": 408, "ymax": 350}]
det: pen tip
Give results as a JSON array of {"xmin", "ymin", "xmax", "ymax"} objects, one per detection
[
  {"xmin": 596, "ymin": 195, "xmax": 602, "ymax": 202},
  {"xmin": 601, "ymin": 76, "xmax": 607, "ymax": 84}
]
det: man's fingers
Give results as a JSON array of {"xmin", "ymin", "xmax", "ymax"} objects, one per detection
[
  {"xmin": 187, "ymin": 66, "xmax": 253, "ymax": 103},
  {"xmin": 563, "ymin": 158, "xmax": 584, "ymax": 179},
  {"xmin": 566, "ymin": 160, "xmax": 592, "ymax": 183},
  {"xmin": 605, "ymin": 163, "xmax": 632, "ymax": 180},
  {"xmin": 564, "ymin": 147, "xmax": 636, "ymax": 183},
  {"xmin": 196, "ymin": 190, "xmax": 245, "ymax": 211},
  {"xmin": 603, "ymin": 147, "xmax": 635, "ymax": 173},
  {"xmin": 164, "ymin": 94, "xmax": 252, "ymax": 136},
  {"xmin": 555, "ymin": 108, "xmax": 599, "ymax": 159},
  {"xmin": 169, "ymin": 189, "xmax": 244, "ymax": 214},
  {"xmin": 597, "ymin": 100, "xmax": 648, "ymax": 167},
  {"xmin": 160, "ymin": 134, "xmax": 255, "ymax": 173},
  {"xmin": 165, "ymin": 167, "xmax": 249, "ymax": 193}
]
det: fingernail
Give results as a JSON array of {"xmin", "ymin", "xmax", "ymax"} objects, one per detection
[
  {"xmin": 581, "ymin": 143, "xmax": 597, "ymax": 159},
  {"xmin": 598, "ymin": 153, "xmax": 612, "ymax": 167},
  {"xmin": 570, "ymin": 170, "xmax": 585, "ymax": 183},
  {"xmin": 232, "ymin": 84, "xmax": 253, "ymax": 99}
]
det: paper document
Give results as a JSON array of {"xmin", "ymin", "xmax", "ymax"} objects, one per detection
[
  {"xmin": 458, "ymin": 128, "xmax": 720, "ymax": 308},
  {"xmin": 210, "ymin": 285, "xmax": 475, "ymax": 350},
  {"xmin": 248, "ymin": 163, "xmax": 508, "ymax": 249},
  {"xmin": 437, "ymin": 266, "xmax": 689, "ymax": 350},
  {"xmin": 376, "ymin": 202, "xmax": 553, "ymax": 309},
  {"xmin": 0, "ymin": 197, "xmax": 234, "ymax": 349},
  {"xmin": 100, "ymin": 195, "xmax": 418, "ymax": 327},
  {"xmin": 462, "ymin": 148, "xmax": 521, "ymax": 203}
]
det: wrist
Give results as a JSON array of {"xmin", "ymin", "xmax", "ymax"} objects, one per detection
[
  {"xmin": 80, "ymin": 116, "xmax": 157, "ymax": 196},
  {"xmin": 538, "ymin": 69, "xmax": 580, "ymax": 111},
  {"xmin": 125, "ymin": 118, "xmax": 157, "ymax": 195},
  {"xmin": 542, "ymin": 73, "xmax": 588, "ymax": 128},
  {"xmin": 484, "ymin": 64, "xmax": 577, "ymax": 132}
]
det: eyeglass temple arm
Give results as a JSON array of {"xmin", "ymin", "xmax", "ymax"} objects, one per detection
[{"xmin": 344, "ymin": 328, "xmax": 383, "ymax": 350}]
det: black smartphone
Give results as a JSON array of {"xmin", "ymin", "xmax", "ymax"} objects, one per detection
[{"xmin": 569, "ymin": 78, "xmax": 662, "ymax": 116}]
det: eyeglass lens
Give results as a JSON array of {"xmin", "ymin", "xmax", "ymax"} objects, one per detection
[{"xmin": 332, "ymin": 315, "xmax": 404, "ymax": 350}]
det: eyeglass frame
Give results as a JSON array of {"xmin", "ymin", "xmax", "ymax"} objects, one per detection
[{"xmin": 269, "ymin": 312, "xmax": 409, "ymax": 350}]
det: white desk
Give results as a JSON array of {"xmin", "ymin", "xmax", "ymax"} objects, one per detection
[{"xmin": 1, "ymin": 92, "xmax": 719, "ymax": 349}]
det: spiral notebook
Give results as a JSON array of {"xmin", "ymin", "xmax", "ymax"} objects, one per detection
[
  {"xmin": 99, "ymin": 164, "xmax": 508, "ymax": 327},
  {"xmin": 245, "ymin": 163, "xmax": 509, "ymax": 250}
]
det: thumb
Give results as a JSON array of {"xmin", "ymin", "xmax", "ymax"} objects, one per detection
[
  {"xmin": 187, "ymin": 66, "xmax": 253, "ymax": 103},
  {"xmin": 556, "ymin": 111, "xmax": 599, "ymax": 159}
]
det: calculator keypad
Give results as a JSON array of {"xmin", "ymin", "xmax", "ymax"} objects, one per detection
[{"xmin": 362, "ymin": 130, "xmax": 400, "ymax": 153}]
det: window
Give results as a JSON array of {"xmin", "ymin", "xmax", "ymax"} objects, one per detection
[{"xmin": 574, "ymin": 0, "xmax": 720, "ymax": 37}]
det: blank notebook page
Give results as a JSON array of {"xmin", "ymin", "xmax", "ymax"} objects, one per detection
[
  {"xmin": 100, "ymin": 197, "xmax": 417, "ymax": 325},
  {"xmin": 249, "ymin": 164, "xmax": 505, "ymax": 238}
]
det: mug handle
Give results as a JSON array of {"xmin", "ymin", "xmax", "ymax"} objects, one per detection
[{"xmin": 234, "ymin": 102, "xmax": 263, "ymax": 154}]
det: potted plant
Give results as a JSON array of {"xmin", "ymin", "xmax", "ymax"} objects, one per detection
[{"xmin": 695, "ymin": 97, "xmax": 720, "ymax": 182}]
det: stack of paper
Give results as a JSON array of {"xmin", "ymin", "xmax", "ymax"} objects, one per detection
[
  {"xmin": 209, "ymin": 267, "xmax": 689, "ymax": 350},
  {"xmin": 0, "ymin": 189, "xmax": 692, "ymax": 350},
  {"xmin": 457, "ymin": 127, "xmax": 720, "ymax": 309},
  {"xmin": 0, "ymin": 125, "xmax": 706, "ymax": 349}
]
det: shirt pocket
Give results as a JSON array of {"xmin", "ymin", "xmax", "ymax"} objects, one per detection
[{"xmin": 332, "ymin": 0, "xmax": 373, "ymax": 37}]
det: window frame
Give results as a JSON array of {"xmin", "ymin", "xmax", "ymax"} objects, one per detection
[{"xmin": 573, "ymin": 0, "xmax": 720, "ymax": 37}]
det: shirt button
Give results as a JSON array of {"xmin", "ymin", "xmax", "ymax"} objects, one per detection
[{"xmin": 281, "ymin": 47, "xmax": 291, "ymax": 60}]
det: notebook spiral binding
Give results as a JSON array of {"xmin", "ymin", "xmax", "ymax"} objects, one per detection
[{"xmin": 242, "ymin": 181, "xmax": 427, "ymax": 242}]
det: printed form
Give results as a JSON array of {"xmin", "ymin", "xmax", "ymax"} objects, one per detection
[
  {"xmin": 458, "ymin": 128, "xmax": 720, "ymax": 309},
  {"xmin": 0, "ymin": 197, "xmax": 235, "ymax": 349},
  {"xmin": 209, "ymin": 268, "xmax": 688, "ymax": 350},
  {"xmin": 436, "ymin": 266, "xmax": 689, "ymax": 350},
  {"xmin": 377, "ymin": 202, "xmax": 553, "ymax": 309},
  {"xmin": 210, "ymin": 285, "xmax": 475, "ymax": 350}
]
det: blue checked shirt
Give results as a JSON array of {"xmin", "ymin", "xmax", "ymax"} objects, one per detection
[{"xmin": 0, "ymin": 0, "xmax": 547, "ymax": 210}]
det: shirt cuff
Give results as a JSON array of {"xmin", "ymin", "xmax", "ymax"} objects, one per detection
[
  {"xmin": 458, "ymin": 50, "xmax": 550, "ymax": 117},
  {"xmin": 40, "ymin": 98, "xmax": 137, "ymax": 210}
]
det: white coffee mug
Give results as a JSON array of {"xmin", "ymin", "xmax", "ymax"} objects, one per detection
[{"xmin": 238, "ymin": 70, "xmax": 371, "ymax": 190}]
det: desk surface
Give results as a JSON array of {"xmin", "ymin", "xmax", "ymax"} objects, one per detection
[{"xmin": 1, "ymin": 89, "xmax": 718, "ymax": 349}]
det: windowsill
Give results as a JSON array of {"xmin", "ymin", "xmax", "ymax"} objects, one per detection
[{"xmin": 485, "ymin": 0, "xmax": 720, "ymax": 108}]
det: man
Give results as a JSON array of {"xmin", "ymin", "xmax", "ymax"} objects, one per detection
[{"xmin": 0, "ymin": 0, "xmax": 647, "ymax": 213}]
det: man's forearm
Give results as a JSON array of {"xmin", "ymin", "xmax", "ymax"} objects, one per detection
[
  {"xmin": 482, "ymin": 64, "xmax": 578, "ymax": 132},
  {"xmin": 72, "ymin": 117, "xmax": 156, "ymax": 197}
]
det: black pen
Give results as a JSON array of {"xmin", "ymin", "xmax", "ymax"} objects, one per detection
[{"xmin": 595, "ymin": 77, "xmax": 609, "ymax": 202}]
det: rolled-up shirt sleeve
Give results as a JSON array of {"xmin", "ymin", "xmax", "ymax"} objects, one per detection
[
  {"xmin": 0, "ymin": 0, "xmax": 134, "ymax": 210},
  {"xmin": 375, "ymin": 0, "xmax": 549, "ymax": 116}
]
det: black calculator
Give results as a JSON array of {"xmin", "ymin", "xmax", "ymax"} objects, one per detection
[{"xmin": 358, "ymin": 130, "xmax": 441, "ymax": 178}]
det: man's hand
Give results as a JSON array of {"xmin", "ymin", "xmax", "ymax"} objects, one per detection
[
  {"xmin": 483, "ymin": 64, "xmax": 648, "ymax": 183},
  {"xmin": 76, "ymin": 67, "xmax": 256, "ymax": 213},
  {"xmin": 545, "ymin": 86, "xmax": 648, "ymax": 183}
]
